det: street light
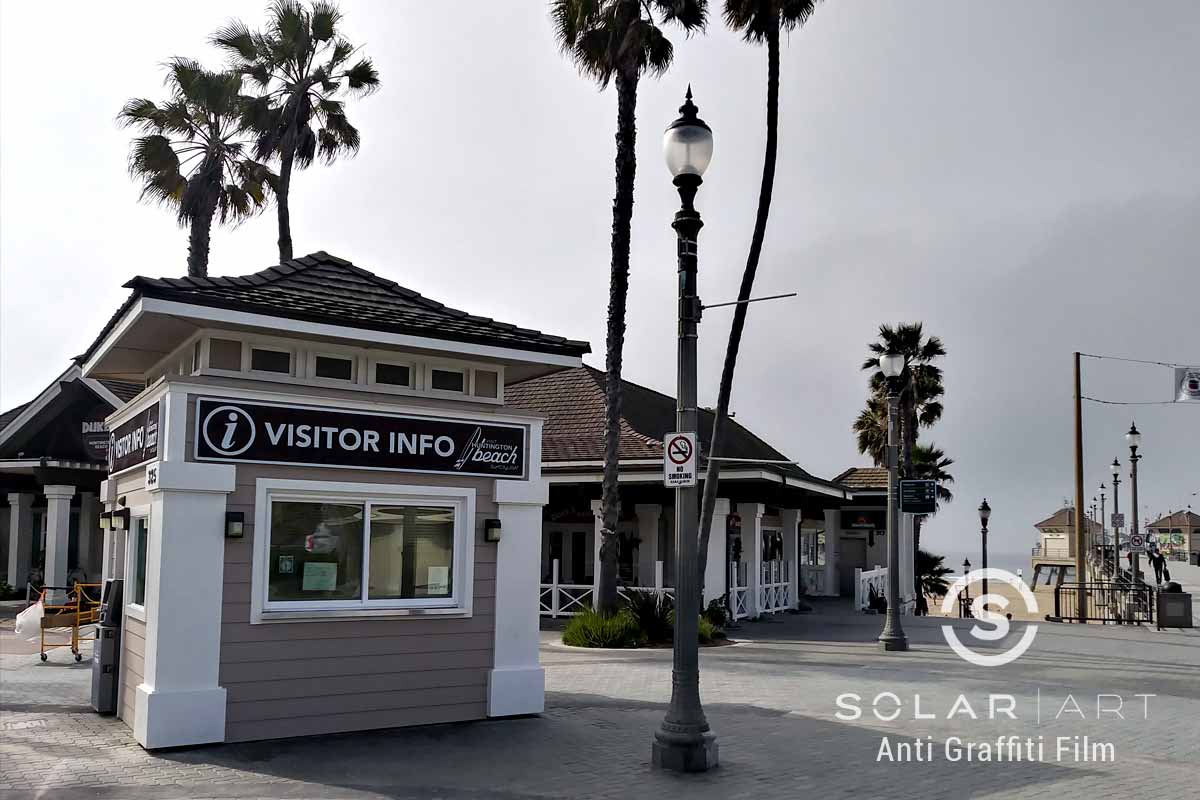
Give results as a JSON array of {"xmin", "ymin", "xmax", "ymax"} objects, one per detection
[
  {"xmin": 877, "ymin": 352, "xmax": 908, "ymax": 651},
  {"xmin": 961, "ymin": 558, "xmax": 972, "ymax": 617},
  {"xmin": 1126, "ymin": 422, "xmax": 1142, "ymax": 583},
  {"xmin": 652, "ymin": 87, "xmax": 717, "ymax": 774},
  {"xmin": 1110, "ymin": 458, "xmax": 1121, "ymax": 579},
  {"xmin": 978, "ymin": 499, "xmax": 991, "ymax": 602},
  {"xmin": 1097, "ymin": 483, "xmax": 1107, "ymax": 568}
]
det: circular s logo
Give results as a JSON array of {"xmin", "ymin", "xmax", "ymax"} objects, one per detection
[
  {"xmin": 940, "ymin": 568, "xmax": 1038, "ymax": 667},
  {"xmin": 201, "ymin": 405, "xmax": 256, "ymax": 457}
]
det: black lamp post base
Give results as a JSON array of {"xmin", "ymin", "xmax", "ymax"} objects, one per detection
[
  {"xmin": 652, "ymin": 732, "xmax": 719, "ymax": 772},
  {"xmin": 879, "ymin": 634, "xmax": 909, "ymax": 651}
]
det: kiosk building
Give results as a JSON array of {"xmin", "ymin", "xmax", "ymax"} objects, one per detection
[{"xmin": 79, "ymin": 251, "xmax": 588, "ymax": 748}]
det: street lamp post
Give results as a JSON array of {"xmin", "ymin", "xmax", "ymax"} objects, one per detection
[
  {"xmin": 1110, "ymin": 459, "xmax": 1121, "ymax": 579},
  {"xmin": 1098, "ymin": 483, "xmax": 1106, "ymax": 572},
  {"xmin": 652, "ymin": 87, "xmax": 717, "ymax": 773},
  {"xmin": 961, "ymin": 558, "xmax": 972, "ymax": 617},
  {"xmin": 877, "ymin": 352, "xmax": 908, "ymax": 651},
  {"xmin": 1126, "ymin": 423, "xmax": 1142, "ymax": 584},
  {"xmin": 979, "ymin": 499, "xmax": 991, "ymax": 602}
]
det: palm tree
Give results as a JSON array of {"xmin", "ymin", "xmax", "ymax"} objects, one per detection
[
  {"xmin": 911, "ymin": 443, "xmax": 954, "ymax": 556},
  {"xmin": 697, "ymin": 0, "xmax": 820, "ymax": 594},
  {"xmin": 860, "ymin": 322, "xmax": 946, "ymax": 479},
  {"xmin": 915, "ymin": 549, "xmax": 953, "ymax": 611},
  {"xmin": 212, "ymin": 0, "xmax": 380, "ymax": 262},
  {"xmin": 120, "ymin": 59, "xmax": 275, "ymax": 277},
  {"xmin": 551, "ymin": 0, "xmax": 707, "ymax": 615}
]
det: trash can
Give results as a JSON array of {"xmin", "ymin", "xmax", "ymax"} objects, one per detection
[
  {"xmin": 90, "ymin": 579, "xmax": 123, "ymax": 715},
  {"xmin": 1155, "ymin": 584, "xmax": 1192, "ymax": 630}
]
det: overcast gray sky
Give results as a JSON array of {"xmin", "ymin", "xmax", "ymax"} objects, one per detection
[{"xmin": 2, "ymin": 1, "xmax": 1198, "ymax": 565}]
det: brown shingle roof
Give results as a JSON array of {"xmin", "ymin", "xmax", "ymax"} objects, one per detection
[
  {"xmin": 0, "ymin": 402, "xmax": 30, "ymax": 431},
  {"xmin": 833, "ymin": 467, "xmax": 888, "ymax": 490},
  {"xmin": 97, "ymin": 379, "xmax": 143, "ymax": 403},
  {"xmin": 1035, "ymin": 507, "xmax": 1101, "ymax": 533},
  {"xmin": 80, "ymin": 251, "xmax": 590, "ymax": 362},
  {"xmin": 506, "ymin": 366, "xmax": 840, "ymax": 490},
  {"xmin": 1147, "ymin": 510, "xmax": 1200, "ymax": 528}
]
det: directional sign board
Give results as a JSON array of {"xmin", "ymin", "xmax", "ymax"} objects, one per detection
[
  {"xmin": 1128, "ymin": 532, "xmax": 1146, "ymax": 553},
  {"xmin": 663, "ymin": 432, "xmax": 697, "ymax": 488},
  {"xmin": 899, "ymin": 479, "xmax": 938, "ymax": 514},
  {"xmin": 1111, "ymin": 512, "xmax": 1125, "ymax": 530}
]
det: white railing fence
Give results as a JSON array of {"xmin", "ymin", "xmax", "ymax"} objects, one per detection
[
  {"xmin": 729, "ymin": 561, "xmax": 750, "ymax": 621},
  {"xmin": 855, "ymin": 565, "xmax": 887, "ymax": 613},
  {"xmin": 539, "ymin": 559, "xmax": 674, "ymax": 618},
  {"xmin": 759, "ymin": 560, "xmax": 793, "ymax": 614}
]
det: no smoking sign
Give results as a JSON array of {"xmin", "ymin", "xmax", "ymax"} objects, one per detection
[{"xmin": 663, "ymin": 432, "xmax": 697, "ymax": 487}]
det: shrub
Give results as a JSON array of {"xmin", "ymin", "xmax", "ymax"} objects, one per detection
[
  {"xmin": 562, "ymin": 608, "xmax": 644, "ymax": 649},
  {"xmin": 703, "ymin": 598, "xmax": 729, "ymax": 628},
  {"xmin": 698, "ymin": 615, "xmax": 716, "ymax": 644},
  {"xmin": 622, "ymin": 589, "xmax": 674, "ymax": 644},
  {"xmin": 0, "ymin": 580, "xmax": 20, "ymax": 601}
]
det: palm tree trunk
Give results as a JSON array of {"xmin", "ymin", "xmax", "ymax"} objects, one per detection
[
  {"xmin": 276, "ymin": 142, "xmax": 295, "ymax": 262},
  {"xmin": 596, "ymin": 68, "xmax": 639, "ymax": 616},
  {"xmin": 697, "ymin": 19, "xmax": 781, "ymax": 596},
  {"xmin": 186, "ymin": 191, "xmax": 219, "ymax": 278}
]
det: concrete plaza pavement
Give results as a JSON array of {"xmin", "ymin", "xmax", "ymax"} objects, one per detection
[{"xmin": 2, "ymin": 602, "xmax": 1197, "ymax": 799}]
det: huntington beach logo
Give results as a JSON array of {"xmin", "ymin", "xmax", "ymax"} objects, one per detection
[
  {"xmin": 940, "ymin": 568, "xmax": 1038, "ymax": 667},
  {"xmin": 454, "ymin": 427, "xmax": 520, "ymax": 470}
]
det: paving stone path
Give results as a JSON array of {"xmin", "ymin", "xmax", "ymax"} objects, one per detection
[{"xmin": 2, "ymin": 607, "xmax": 1197, "ymax": 799}]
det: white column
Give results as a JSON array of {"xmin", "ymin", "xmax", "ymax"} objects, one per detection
[
  {"xmin": 781, "ymin": 508, "xmax": 801, "ymax": 607},
  {"xmin": 77, "ymin": 492, "xmax": 100, "ymax": 580},
  {"xmin": 745, "ymin": 503, "xmax": 765, "ymax": 616},
  {"xmin": 134, "ymin": 460, "xmax": 234, "ymax": 749},
  {"xmin": 590, "ymin": 499, "xmax": 603, "ymax": 603},
  {"xmin": 635, "ymin": 504, "xmax": 661, "ymax": 586},
  {"xmin": 489, "ymin": 420, "xmax": 548, "ymax": 718},
  {"xmin": 704, "ymin": 498, "xmax": 730, "ymax": 605},
  {"xmin": 6, "ymin": 492, "xmax": 34, "ymax": 587},
  {"xmin": 99, "ymin": 479, "xmax": 121, "ymax": 583},
  {"xmin": 824, "ymin": 509, "xmax": 840, "ymax": 597},
  {"xmin": 43, "ymin": 485, "xmax": 76, "ymax": 598}
]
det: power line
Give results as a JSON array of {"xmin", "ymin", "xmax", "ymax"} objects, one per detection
[
  {"xmin": 1078, "ymin": 352, "xmax": 1192, "ymax": 369},
  {"xmin": 1081, "ymin": 396, "xmax": 1182, "ymax": 406}
]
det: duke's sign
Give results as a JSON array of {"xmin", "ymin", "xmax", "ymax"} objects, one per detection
[{"xmin": 193, "ymin": 397, "xmax": 527, "ymax": 479}]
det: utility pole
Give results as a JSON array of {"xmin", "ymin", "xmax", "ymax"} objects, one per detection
[{"xmin": 1073, "ymin": 352, "xmax": 1087, "ymax": 622}]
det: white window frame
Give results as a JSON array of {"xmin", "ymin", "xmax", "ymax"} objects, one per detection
[
  {"xmin": 471, "ymin": 367, "xmax": 501, "ymax": 400},
  {"xmin": 123, "ymin": 506, "xmax": 152, "ymax": 623},
  {"xmin": 427, "ymin": 364, "xmax": 468, "ymax": 397},
  {"xmin": 250, "ymin": 478, "xmax": 475, "ymax": 624},
  {"xmin": 367, "ymin": 356, "xmax": 416, "ymax": 391},
  {"xmin": 308, "ymin": 351, "xmax": 358, "ymax": 384},
  {"xmin": 247, "ymin": 342, "xmax": 296, "ymax": 378}
]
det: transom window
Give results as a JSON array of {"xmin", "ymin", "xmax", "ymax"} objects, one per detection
[
  {"xmin": 251, "ymin": 347, "xmax": 292, "ymax": 374},
  {"xmin": 431, "ymin": 368, "xmax": 465, "ymax": 393},
  {"xmin": 254, "ymin": 481, "xmax": 474, "ymax": 620},
  {"xmin": 314, "ymin": 354, "xmax": 354, "ymax": 381}
]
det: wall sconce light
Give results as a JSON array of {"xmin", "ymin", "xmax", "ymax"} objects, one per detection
[
  {"xmin": 225, "ymin": 512, "xmax": 245, "ymax": 539},
  {"xmin": 484, "ymin": 518, "xmax": 502, "ymax": 543},
  {"xmin": 111, "ymin": 508, "xmax": 130, "ymax": 532},
  {"xmin": 99, "ymin": 512, "xmax": 112, "ymax": 531}
]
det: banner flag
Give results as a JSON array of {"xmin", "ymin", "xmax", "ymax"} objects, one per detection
[{"xmin": 1175, "ymin": 367, "xmax": 1200, "ymax": 402}]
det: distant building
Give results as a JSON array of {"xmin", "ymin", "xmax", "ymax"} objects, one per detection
[
  {"xmin": 1145, "ymin": 510, "xmax": 1200, "ymax": 564},
  {"xmin": 1030, "ymin": 506, "xmax": 1101, "ymax": 587}
]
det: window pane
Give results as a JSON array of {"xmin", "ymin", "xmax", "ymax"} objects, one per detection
[
  {"xmin": 473, "ymin": 369, "xmax": 498, "ymax": 398},
  {"xmin": 315, "ymin": 355, "xmax": 353, "ymax": 381},
  {"xmin": 374, "ymin": 362, "xmax": 411, "ymax": 387},
  {"xmin": 368, "ymin": 505, "xmax": 454, "ymax": 600},
  {"xmin": 209, "ymin": 338, "xmax": 242, "ymax": 371},
  {"xmin": 268, "ymin": 502, "xmax": 363, "ymax": 602},
  {"xmin": 192, "ymin": 340, "xmax": 202, "ymax": 373},
  {"xmin": 133, "ymin": 518, "xmax": 148, "ymax": 605},
  {"xmin": 431, "ymin": 369, "xmax": 465, "ymax": 392},
  {"xmin": 251, "ymin": 348, "xmax": 291, "ymax": 374}
]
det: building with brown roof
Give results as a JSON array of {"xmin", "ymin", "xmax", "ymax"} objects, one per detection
[
  {"xmin": 1146, "ymin": 509, "xmax": 1200, "ymax": 564},
  {"xmin": 507, "ymin": 366, "xmax": 853, "ymax": 616}
]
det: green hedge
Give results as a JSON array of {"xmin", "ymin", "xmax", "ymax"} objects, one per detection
[{"xmin": 562, "ymin": 609, "xmax": 645, "ymax": 648}]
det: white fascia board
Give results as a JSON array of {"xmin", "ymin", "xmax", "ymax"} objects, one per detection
[
  {"xmin": 104, "ymin": 381, "xmax": 169, "ymax": 429},
  {"xmin": 139, "ymin": 297, "xmax": 583, "ymax": 369},
  {"xmin": 545, "ymin": 472, "xmax": 664, "ymax": 484},
  {"xmin": 81, "ymin": 298, "xmax": 145, "ymax": 377},
  {"xmin": 782, "ymin": 475, "xmax": 849, "ymax": 499},
  {"xmin": 0, "ymin": 363, "xmax": 80, "ymax": 448},
  {"xmin": 543, "ymin": 459, "xmax": 660, "ymax": 468}
]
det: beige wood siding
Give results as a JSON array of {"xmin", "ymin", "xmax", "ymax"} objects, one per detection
[{"xmin": 119, "ymin": 616, "xmax": 146, "ymax": 726}]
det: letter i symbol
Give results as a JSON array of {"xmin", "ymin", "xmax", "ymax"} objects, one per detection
[{"xmin": 221, "ymin": 412, "xmax": 239, "ymax": 449}]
